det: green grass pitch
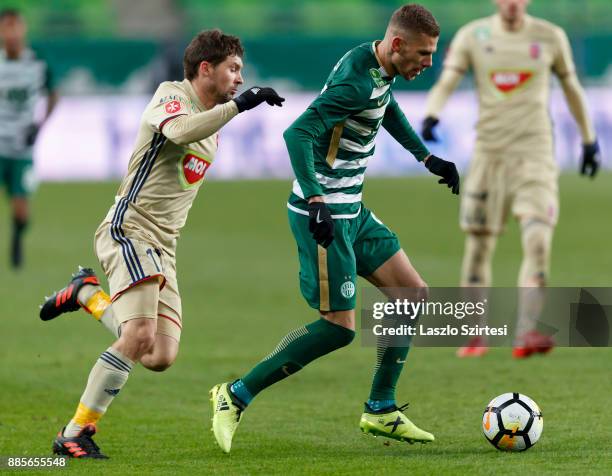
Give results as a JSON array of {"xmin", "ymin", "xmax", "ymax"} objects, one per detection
[{"xmin": 0, "ymin": 174, "xmax": 610, "ymax": 475}]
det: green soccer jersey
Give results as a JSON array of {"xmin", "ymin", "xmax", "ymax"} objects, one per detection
[{"xmin": 284, "ymin": 41, "xmax": 430, "ymax": 218}]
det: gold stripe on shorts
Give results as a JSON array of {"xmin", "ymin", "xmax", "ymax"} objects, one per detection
[
  {"xmin": 318, "ymin": 245, "xmax": 330, "ymax": 311},
  {"xmin": 325, "ymin": 122, "xmax": 344, "ymax": 168}
]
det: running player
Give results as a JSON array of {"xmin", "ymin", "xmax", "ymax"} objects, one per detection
[
  {"xmin": 210, "ymin": 4, "xmax": 460, "ymax": 453},
  {"xmin": 39, "ymin": 29, "xmax": 284, "ymax": 458},
  {"xmin": 0, "ymin": 9, "xmax": 58, "ymax": 268},
  {"xmin": 421, "ymin": 0, "xmax": 600, "ymax": 358}
]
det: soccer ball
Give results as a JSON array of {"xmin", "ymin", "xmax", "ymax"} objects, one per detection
[{"xmin": 482, "ymin": 392, "xmax": 543, "ymax": 451}]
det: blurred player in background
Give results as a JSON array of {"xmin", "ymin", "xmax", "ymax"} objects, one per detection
[
  {"xmin": 422, "ymin": 0, "xmax": 601, "ymax": 358},
  {"xmin": 0, "ymin": 8, "xmax": 58, "ymax": 269},
  {"xmin": 210, "ymin": 4, "xmax": 460, "ymax": 453},
  {"xmin": 38, "ymin": 29, "xmax": 284, "ymax": 458}
]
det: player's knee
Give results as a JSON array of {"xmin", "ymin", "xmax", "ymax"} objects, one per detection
[
  {"xmin": 334, "ymin": 325, "xmax": 356, "ymax": 347},
  {"xmin": 416, "ymin": 280, "xmax": 429, "ymax": 301},
  {"xmin": 121, "ymin": 319, "xmax": 157, "ymax": 356},
  {"xmin": 321, "ymin": 310, "xmax": 355, "ymax": 331},
  {"xmin": 319, "ymin": 312, "xmax": 356, "ymax": 347},
  {"xmin": 145, "ymin": 354, "xmax": 176, "ymax": 372}
]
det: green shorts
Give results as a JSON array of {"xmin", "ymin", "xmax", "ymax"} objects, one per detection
[
  {"xmin": 288, "ymin": 205, "xmax": 401, "ymax": 312},
  {"xmin": 0, "ymin": 156, "xmax": 36, "ymax": 197}
]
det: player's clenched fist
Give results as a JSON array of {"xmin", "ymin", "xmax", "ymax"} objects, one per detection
[
  {"xmin": 233, "ymin": 86, "xmax": 285, "ymax": 112},
  {"xmin": 307, "ymin": 201, "xmax": 335, "ymax": 248},
  {"xmin": 425, "ymin": 155, "xmax": 460, "ymax": 195}
]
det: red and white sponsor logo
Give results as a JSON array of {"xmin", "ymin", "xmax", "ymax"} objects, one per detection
[
  {"xmin": 181, "ymin": 153, "xmax": 210, "ymax": 185},
  {"xmin": 165, "ymin": 100, "xmax": 182, "ymax": 114},
  {"xmin": 490, "ymin": 71, "xmax": 533, "ymax": 93}
]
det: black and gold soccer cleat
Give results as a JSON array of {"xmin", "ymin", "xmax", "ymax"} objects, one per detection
[
  {"xmin": 52, "ymin": 424, "xmax": 108, "ymax": 459},
  {"xmin": 39, "ymin": 267, "xmax": 99, "ymax": 321}
]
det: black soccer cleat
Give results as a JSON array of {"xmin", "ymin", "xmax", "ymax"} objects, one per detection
[
  {"xmin": 52, "ymin": 424, "xmax": 108, "ymax": 459},
  {"xmin": 39, "ymin": 267, "xmax": 100, "ymax": 321}
]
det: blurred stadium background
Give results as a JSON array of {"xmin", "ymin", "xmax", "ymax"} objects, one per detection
[
  {"xmin": 5, "ymin": 0, "xmax": 611, "ymax": 180},
  {"xmin": 1, "ymin": 1, "xmax": 611, "ymax": 474}
]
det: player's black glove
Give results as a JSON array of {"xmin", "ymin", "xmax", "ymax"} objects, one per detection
[
  {"xmin": 421, "ymin": 116, "xmax": 439, "ymax": 142},
  {"xmin": 425, "ymin": 154, "xmax": 460, "ymax": 195},
  {"xmin": 233, "ymin": 86, "xmax": 285, "ymax": 113},
  {"xmin": 25, "ymin": 123, "xmax": 40, "ymax": 147},
  {"xmin": 580, "ymin": 141, "xmax": 600, "ymax": 178},
  {"xmin": 308, "ymin": 201, "xmax": 335, "ymax": 248}
]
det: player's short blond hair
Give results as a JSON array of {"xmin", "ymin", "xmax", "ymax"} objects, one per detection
[
  {"xmin": 389, "ymin": 4, "xmax": 440, "ymax": 37},
  {"xmin": 183, "ymin": 29, "xmax": 244, "ymax": 80}
]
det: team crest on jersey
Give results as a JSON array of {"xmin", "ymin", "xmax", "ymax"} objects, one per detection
[
  {"xmin": 490, "ymin": 70, "xmax": 533, "ymax": 94},
  {"xmin": 369, "ymin": 68, "xmax": 386, "ymax": 87},
  {"xmin": 165, "ymin": 100, "xmax": 182, "ymax": 114},
  {"xmin": 340, "ymin": 281, "xmax": 355, "ymax": 299},
  {"xmin": 530, "ymin": 42, "xmax": 541, "ymax": 59},
  {"xmin": 159, "ymin": 95, "xmax": 196, "ymax": 112},
  {"xmin": 474, "ymin": 26, "xmax": 491, "ymax": 41},
  {"xmin": 178, "ymin": 151, "xmax": 211, "ymax": 189}
]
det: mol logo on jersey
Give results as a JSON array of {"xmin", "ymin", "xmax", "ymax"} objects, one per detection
[
  {"xmin": 490, "ymin": 70, "xmax": 533, "ymax": 94},
  {"xmin": 178, "ymin": 152, "xmax": 211, "ymax": 189}
]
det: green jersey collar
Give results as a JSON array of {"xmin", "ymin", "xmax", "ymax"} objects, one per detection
[{"xmin": 370, "ymin": 41, "xmax": 393, "ymax": 84}]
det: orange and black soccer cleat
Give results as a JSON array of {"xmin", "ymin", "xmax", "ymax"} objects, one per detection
[
  {"xmin": 39, "ymin": 267, "xmax": 99, "ymax": 321},
  {"xmin": 512, "ymin": 330, "xmax": 555, "ymax": 359},
  {"xmin": 456, "ymin": 336, "xmax": 489, "ymax": 358},
  {"xmin": 52, "ymin": 424, "xmax": 108, "ymax": 459}
]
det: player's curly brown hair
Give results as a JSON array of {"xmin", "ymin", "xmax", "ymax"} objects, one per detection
[
  {"xmin": 389, "ymin": 4, "xmax": 440, "ymax": 37},
  {"xmin": 183, "ymin": 29, "xmax": 244, "ymax": 80}
]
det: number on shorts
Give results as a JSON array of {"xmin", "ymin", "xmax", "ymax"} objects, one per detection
[{"xmin": 146, "ymin": 248, "xmax": 161, "ymax": 272}]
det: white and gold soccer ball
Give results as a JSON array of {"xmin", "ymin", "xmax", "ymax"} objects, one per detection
[{"xmin": 482, "ymin": 392, "xmax": 543, "ymax": 451}]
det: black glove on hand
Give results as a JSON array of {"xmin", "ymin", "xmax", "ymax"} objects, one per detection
[
  {"xmin": 425, "ymin": 155, "xmax": 460, "ymax": 195},
  {"xmin": 421, "ymin": 116, "xmax": 439, "ymax": 142},
  {"xmin": 308, "ymin": 201, "xmax": 335, "ymax": 248},
  {"xmin": 25, "ymin": 123, "xmax": 40, "ymax": 147},
  {"xmin": 580, "ymin": 141, "xmax": 600, "ymax": 178},
  {"xmin": 233, "ymin": 86, "xmax": 285, "ymax": 113}
]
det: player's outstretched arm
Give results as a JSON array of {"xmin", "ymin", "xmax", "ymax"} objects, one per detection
[
  {"xmin": 422, "ymin": 23, "xmax": 472, "ymax": 142},
  {"xmin": 382, "ymin": 94, "xmax": 430, "ymax": 160},
  {"xmin": 558, "ymin": 75, "xmax": 600, "ymax": 178},
  {"xmin": 422, "ymin": 68, "xmax": 464, "ymax": 142},
  {"xmin": 233, "ymin": 86, "xmax": 285, "ymax": 112},
  {"xmin": 553, "ymin": 27, "xmax": 599, "ymax": 178},
  {"xmin": 162, "ymin": 86, "xmax": 284, "ymax": 145},
  {"xmin": 424, "ymin": 155, "xmax": 460, "ymax": 195}
]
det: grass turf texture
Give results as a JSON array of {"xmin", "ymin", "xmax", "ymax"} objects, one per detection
[{"xmin": 0, "ymin": 174, "xmax": 610, "ymax": 475}]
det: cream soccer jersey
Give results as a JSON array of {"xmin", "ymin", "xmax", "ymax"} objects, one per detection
[
  {"xmin": 104, "ymin": 79, "xmax": 236, "ymax": 247},
  {"xmin": 445, "ymin": 14, "xmax": 575, "ymax": 155},
  {"xmin": 99, "ymin": 79, "xmax": 237, "ymax": 288}
]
